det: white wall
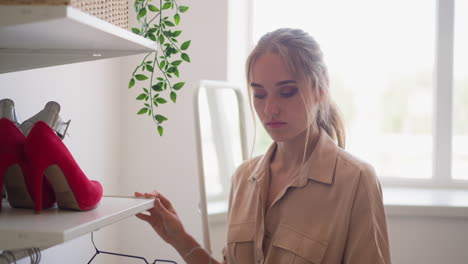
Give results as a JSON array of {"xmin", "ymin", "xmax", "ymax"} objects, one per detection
[{"xmin": 387, "ymin": 215, "xmax": 468, "ymax": 264}]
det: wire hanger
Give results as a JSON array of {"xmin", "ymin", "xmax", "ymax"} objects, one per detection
[
  {"xmin": 87, "ymin": 232, "xmax": 177, "ymax": 264},
  {"xmin": 0, "ymin": 248, "xmax": 41, "ymax": 264}
]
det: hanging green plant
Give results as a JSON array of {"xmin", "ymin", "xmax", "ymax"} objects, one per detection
[{"xmin": 129, "ymin": 0, "xmax": 191, "ymax": 136}]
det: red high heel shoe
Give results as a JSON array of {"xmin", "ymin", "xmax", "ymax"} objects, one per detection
[
  {"xmin": 24, "ymin": 121, "xmax": 103, "ymax": 212},
  {"xmin": 0, "ymin": 118, "xmax": 56, "ymax": 211}
]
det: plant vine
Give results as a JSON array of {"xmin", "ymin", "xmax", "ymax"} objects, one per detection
[{"xmin": 128, "ymin": 0, "xmax": 191, "ymax": 136}]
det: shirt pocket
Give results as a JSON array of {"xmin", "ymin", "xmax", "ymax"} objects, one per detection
[
  {"xmin": 268, "ymin": 224, "xmax": 328, "ymax": 264},
  {"xmin": 227, "ymin": 222, "xmax": 256, "ymax": 264}
]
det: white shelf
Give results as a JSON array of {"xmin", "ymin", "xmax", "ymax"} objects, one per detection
[
  {"xmin": 0, "ymin": 5, "xmax": 157, "ymax": 73},
  {"xmin": 0, "ymin": 196, "xmax": 154, "ymax": 250}
]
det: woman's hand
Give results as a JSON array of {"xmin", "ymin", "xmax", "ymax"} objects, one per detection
[
  {"xmin": 135, "ymin": 191, "xmax": 218, "ymax": 264},
  {"xmin": 135, "ymin": 191, "xmax": 187, "ymax": 247}
]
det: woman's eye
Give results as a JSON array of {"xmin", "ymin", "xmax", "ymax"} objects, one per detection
[
  {"xmin": 254, "ymin": 93, "xmax": 266, "ymax": 99},
  {"xmin": 280, "ymin": 87, "xmax": 298, "ymax": 98}
]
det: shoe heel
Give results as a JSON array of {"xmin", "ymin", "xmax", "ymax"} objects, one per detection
[{"xmin": 31, "ymin": 168, "xmax": 45, "ymax": 213}]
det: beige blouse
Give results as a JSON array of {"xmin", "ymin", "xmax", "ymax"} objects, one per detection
[{"xmin": 221, "ymin": 130, "xmax": 391, "ymax": 264}]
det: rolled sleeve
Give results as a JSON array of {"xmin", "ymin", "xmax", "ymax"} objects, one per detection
[{"xmin": 343, "ymin": 165, "xmax": 392, "ymax": 264}]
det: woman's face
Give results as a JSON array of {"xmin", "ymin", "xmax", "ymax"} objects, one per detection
[{"xmin": 251, "ymin": 52, "xmax": 316, "ymax": 142}]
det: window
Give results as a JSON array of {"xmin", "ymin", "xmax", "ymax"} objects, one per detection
[
  {"xmin": 453, "ymin": 0, "xmax": 468, "ymax": 181},
  {"xmin": 250, "ymin": 0, "xmax": 465, "ymax": 186}
]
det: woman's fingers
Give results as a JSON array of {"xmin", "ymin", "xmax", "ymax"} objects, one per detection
[
  {"xmin": 135, "ymin": 212, "xmax": 152, "ymax": 222},
  {"xmin": 135, "ymin": 191, "xmax": 158, "ymax": 198},
  {"xmin": 156, "ymin": 193, "xmax": 178, "ymax": 215},
  {"xmin": 153, "ymin": 198, "xmax": 172, "ymax": 217},
  {"xmin": 135, "ymin": 190, "xmax": 178, "ymax": 218}
]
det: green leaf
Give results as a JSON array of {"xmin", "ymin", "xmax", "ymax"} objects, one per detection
[
  {"xmin": 131, "ymin": 28, "xmax": 141, "ymax": 34},
  {"xmin": 158, "ymin": 35, "xmax": 164, "ymax": 44},
  {"xmin": 152, "ymin": 82, "xmax": 165, "ymax": 91},
  {"xmin": 148, "ymin": 28, "xmax": 157, "ymax": 34},
  {"xmin": 164, "ymin": 20, "xmax": 175, "ymax": 27},
  {"xmin": 146, "ymin": 65, "xmax": 154, "ymax": 72},
  {"xmin": 170, "ymin": 91, "xmax": 177, "ymax": 103},
  {"xmin": 162, "ymin": 2, "xmax": 171, "ymax": 9},
  {"xmin": 181, "ymin": 53, "xmax": 190, "ymax": 62},
  {"xmin": 128, "ymin": 78, "xmax": 135, "ymax": 89},
  {"xmin": 171, "ymin": 60, "xmax": 183, "ymax": 66},
  {"xmin": 143, "ymin": 88, "xmax": 149, "ymax": 93},
  {"xmin": 174, "ymin": 13, "xmax": 180, "ymax": 25},
  {"xmin": 148, "ymin": 4, "xmax": 160, "ymax": 12},
  {"xmin": 157, "ymin": 125, "xmax": 164, "ymax": 136},
  {"xmin": 135, "ymin": 74, "xmax": 149, "ymax": 81},
  {"xmin": 137, "ymin": 8, "xmax": 147, "ymax": 21},
  {"xmin": 174, "ymin": 68, "xmax": 179, "ymax": 77},
  {"xmin": 155, "ymin": 114, "xmax": 168, "ymax": 123},
  {"xmin": 181, "ymin": 40, "xmax": 191, "ymax": 50},
  {"xmin": 179, "ymin": 6, "xmax": 189, "ymax": 13},
  {"xmin": 173, "ymin": 82, "xmax": 185, "ymax": 90},
  {"xmin": 137, "ymin": 108, "xmax": 148, "ymax": 115},
  {"xmin": 173, "ymin": 30, "xmax": 182, "ymax": 37},
  {"xmin": 157, "ymin": 77, "xmax": 164, "ymax": 81},
  {"xmin": 159, "ymin": 60, "xmax": 166, "ymax": 69},
  {"xmin": 148, "ymin": 33, "xmax": 157, "ymax": 41},
  {"xmin": 136, "ymin": 93, "xmax": 146, "ymax": 100},
  {"xmin": 156, "ymin": 98, "xmax": 167, "ymax": 104}
]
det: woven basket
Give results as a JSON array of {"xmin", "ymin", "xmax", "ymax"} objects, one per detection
[{"xmin": 0, "ymin": 0, "xmax": 129, "ymax": 29}]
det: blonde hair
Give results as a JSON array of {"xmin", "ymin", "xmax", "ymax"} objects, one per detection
[{"xmin": 246, "ymin": 28, "xmax": 346, "ymax": 149}]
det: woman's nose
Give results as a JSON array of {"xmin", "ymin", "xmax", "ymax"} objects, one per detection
[{"xmin": 265, "ymin": 96, "xmax": 280, "ymax": 116}]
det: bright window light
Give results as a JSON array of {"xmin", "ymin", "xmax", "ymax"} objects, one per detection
[
  {"xmin": 252, "ymin": 0, "xmax": 435, "ymax": 179},
  {"xmin": 452, "ymin": 0, "xmax": 468, "ymax": 180}
]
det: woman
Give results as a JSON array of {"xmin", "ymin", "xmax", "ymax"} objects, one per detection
[{"xmin": 136, "ymin": 28, "xmax": 391, "ymax": 264}]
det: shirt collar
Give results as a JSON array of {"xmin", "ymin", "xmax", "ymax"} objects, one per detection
[{"xmin": 248, "ymin": 129, "xmax": 339, "ymax": 185}]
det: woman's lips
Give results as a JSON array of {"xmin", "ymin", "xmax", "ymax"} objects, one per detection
[{"xmin": 266, "ymin": 121, "xmax": 287, "ymax": 128}]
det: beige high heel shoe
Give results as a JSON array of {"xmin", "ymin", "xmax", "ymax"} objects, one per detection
[
  {"xmin": 21, "ymin": 101, "xmax": 71, "ymax": 139},
  {"xmin": 0, "ymin": 98, "xmax": 21, "ymax": 127}
]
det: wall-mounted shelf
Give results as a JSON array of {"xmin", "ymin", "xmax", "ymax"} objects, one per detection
[
  {"xmin": 0, "ymin": 5, "xmax": 157, "ymax": 74},
  {"xmin": 0, "ymin": 196, "xmax": 154, "ymax": 250}
]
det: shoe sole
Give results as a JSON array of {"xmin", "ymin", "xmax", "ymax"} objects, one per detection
[
  {"xmin": 45, "ymin": 165, "xmax": 82, "ymax": 211},
  {"xmin": 4, "ymin": 164, "xmax": 35, "ymax": 209}
]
